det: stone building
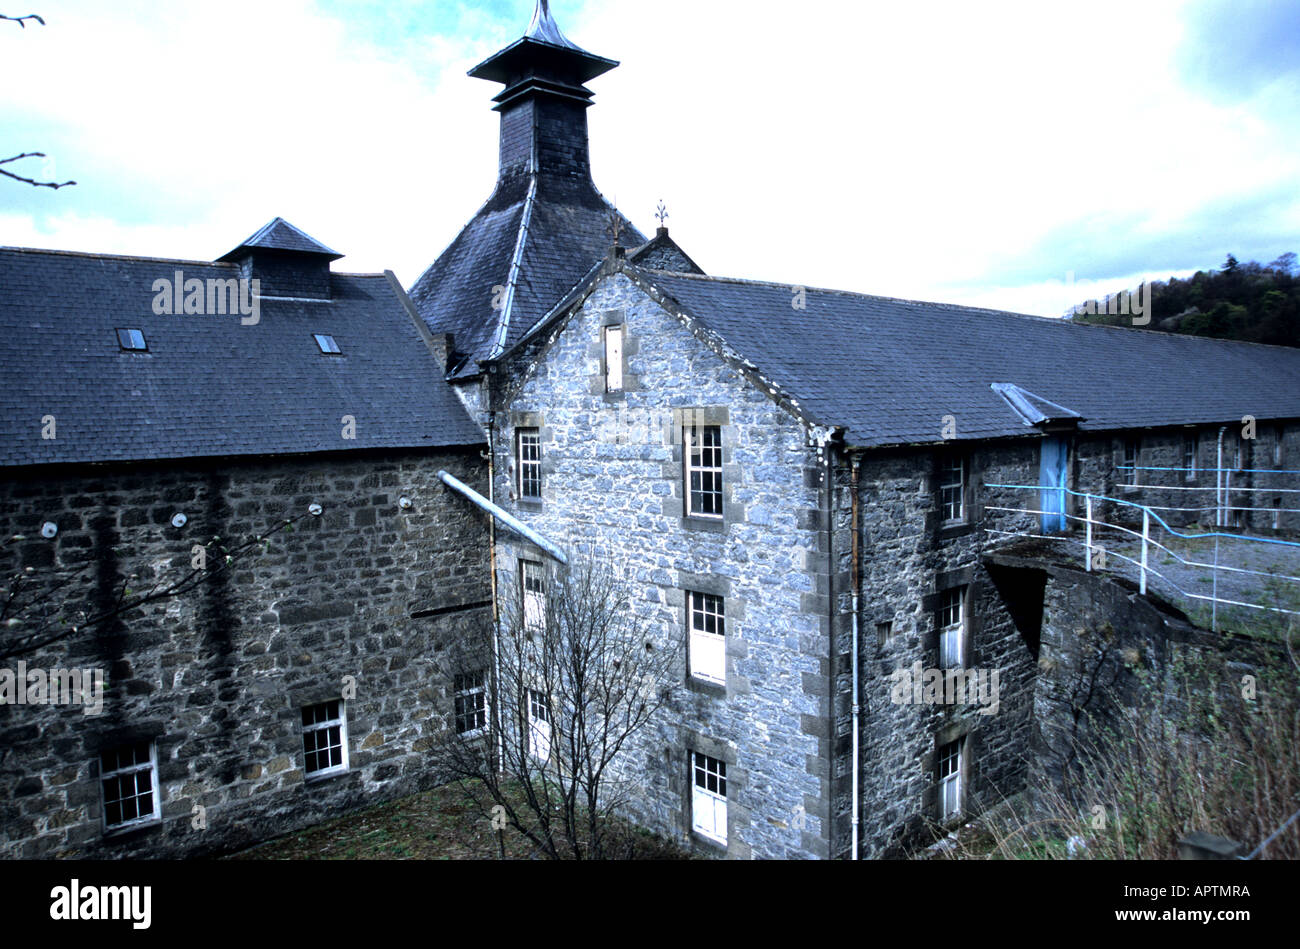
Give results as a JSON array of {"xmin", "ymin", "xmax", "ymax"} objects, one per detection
[
  {"xmin": 413, "ymin": 4, "xmax": 1300, "ymax": 859},
  {"xmin": 2, "ymin": 1, "xmax": 1299, "ymax": 861},
  {"xmin": 0, "ymin": 221, "xmax": 490, "ymax": 858}
]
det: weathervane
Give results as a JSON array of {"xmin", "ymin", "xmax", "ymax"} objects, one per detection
[
  {"xmin": 655, "ymin": 201, "xmax": 669, "ymax": 227},
  {"xmin": 606, "ymin": 210, "xmax": 625, "ymax": 249}
]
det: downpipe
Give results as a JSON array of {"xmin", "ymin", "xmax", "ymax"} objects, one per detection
[
  {"xmin": 487, "ymin": 410, "xmax": 503, "ymax": 772},
  {"xmin": 850, "ymin": 455, "xmax": 862, "ymax": 860}
]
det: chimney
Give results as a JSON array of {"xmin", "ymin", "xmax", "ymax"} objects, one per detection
[{"xmin": 468, "ymin": 1, "xmax": 618, "ymax": 183}]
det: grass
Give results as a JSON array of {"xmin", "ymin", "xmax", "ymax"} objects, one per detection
[
  {"xmin": 225, "ymin": 780, "xmax": 693, "ymax": 861},
  {"xmin": 934, "ymin": 638, "xmax": 1300, "ymax": 860}
]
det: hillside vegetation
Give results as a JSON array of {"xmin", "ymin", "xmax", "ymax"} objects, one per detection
[{"xmin": 1069, "ymin": 252, "xmax": 1299, "ymax": 348}]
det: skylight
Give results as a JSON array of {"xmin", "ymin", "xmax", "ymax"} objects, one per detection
[
  {"xmin": 117, "ymin": 328, "xmax": 147, "ymax": 351},
  {"xmin": 314, "ymin": 334, "xmax": 341, "ymax": 355}
]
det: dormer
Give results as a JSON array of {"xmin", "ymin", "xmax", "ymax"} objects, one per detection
[{"xmin": 217, "ymin": 217, "xmax": 342, "ymax": 300}]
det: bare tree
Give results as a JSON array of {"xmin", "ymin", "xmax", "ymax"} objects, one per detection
[
  {"xmin": 437, "ymin": 553, "xmax": 677, "ymax": 859},
  {"xmin": 2, "ymin": 12, "xmax": 76, "ymax": 189}
]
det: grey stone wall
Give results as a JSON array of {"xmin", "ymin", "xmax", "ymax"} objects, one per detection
[
  {"xmin": 1069, "ymin": 424, "xmax": 1298, "ymax": 534},
  {"xmin": 491, "ymin": 270, "xmax": 831, "ymax": 859},
  {"xmin": 833, "ymin": 440, "xmax": 1041, "ymax": 858},
  {"xmin": 1022, "ymin": 556, "xmax": 1286, "ymax": 807},
  {"xmin": 0, "ymin": 448, "xmax": 490, "ymax": 859}
]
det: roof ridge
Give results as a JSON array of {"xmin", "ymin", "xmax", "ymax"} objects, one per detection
[
  {"xmin": 633, "ymin": 267, "xmax": 1300, "ymax": 354},
  {"xmin": 491, "ymin": 174, "xmax": 540, "ymax": 359},
  {"xmin": 0, "ymin": 247, "xmax": 390, "ymax": 280},
  {"xmin": 0, "ymin": 246, "xmax": 238, "ymax": 268}
]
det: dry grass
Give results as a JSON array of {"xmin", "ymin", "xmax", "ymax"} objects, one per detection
[{"xmin": 225, "ymin": 780, "xmax": 692, "ymax": 861}]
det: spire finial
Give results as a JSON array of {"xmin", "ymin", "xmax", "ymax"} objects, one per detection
[
  {"xmin": 655, "ymin": 201, "xmax": 669, "ymax": 227},
  {"xmin": 527, "ymin": 0, "xmax": 576, "ymax": 48},
  {"xmin": 606, "ymin": 209, "xmax": 625, "ymax": 252}
]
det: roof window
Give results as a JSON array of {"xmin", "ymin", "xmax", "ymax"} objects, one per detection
[{"xmin": 116, "ymin": 328, "xmax": 147, "ymax": 351}]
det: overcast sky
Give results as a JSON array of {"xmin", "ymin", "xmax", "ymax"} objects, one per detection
[{"xmin": 2, "ymin": 0, "xmax": 1297, "ymax": 317}]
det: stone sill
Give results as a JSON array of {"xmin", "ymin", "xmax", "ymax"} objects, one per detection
[
  {"xmin": 102, "ymin": 819, "xmax": 163, "ymax": 844},
  {"xmin": 681, "ymin": 515, "xmax": 726, "ymax": 535},
  {"xmin": 689, "ymin": 830, "xmax": 729, "ymax": 854},
  {"xmin": 686, "ymin": 676, "xmax": 726, "ymax": 699},
  {"xmin": 937, "ymin": 521, "xmax": 975, "ymax": 541},
  {"xmin": 304, "ymin": 767, "xmax": 350, "ymax": 788}
]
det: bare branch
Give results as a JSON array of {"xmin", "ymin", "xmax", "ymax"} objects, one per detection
[
  {"xmin": 435, "ymin": 551, "xmax": 678, "ymax": 858},
  {"xmin": 0, "ymin": 152, "xmax": 76, "ymax": 189},
  {"xmin": 0, "ymin": 13, "xmax": 44, "ymax": 27}
]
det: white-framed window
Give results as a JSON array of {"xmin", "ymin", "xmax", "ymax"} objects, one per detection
[
  {"xmin": 938, "ymin": 586, "xmax": 966, "ymax": 669},
  {"xmin": 517, "ymin": 428, "xmax": 542, "ymax": 500},
  {"xmin": 685, "ymin": 424, "xmax": 723, "ymax": 518},
  {"xmin": 1233, "ymin": 439, "xmax": 1244, "ymax": 471},
  {"xmin": 301, "ymin": 699, "xmax": 348, "ymax": 777},
  {"xmin": 1122, "ymin": 439, "xmax": 1140, "ymax": 486},
  {"xmin": 528, "ymin": 689, "xmax": 552, "ymax": 762},
  {"xmin": 691, "ymin": 751, "xmax": 727, "ymax": 845},
  {"xmin": 1274, "ymin": 497, "xmax": 1283, "ymax": 531},
  {"xmin": 454, "ymin": 670, "xmax": 489, "ymax": 736},
  {"xmin": 521, "ymin": 559, "xmax": 546, "ymax": 632},
  {"xmin": 100, "ymin": 741, "xmax": 160, "ymax": 832},
  {"xmin": 1274, "ymin": 426, "xmax": 1285, "ymax": 467},
  {"xmin": 938, "ymin": 456, "xmax": 965, "ymax": 523},
  {"xmin": 604, "ymin": 325, "xmax": 624, "ymax": 393},
  {"xmin": 938, "ymin": 738, "xmax": 964, "ymax": 821},
  {"xmin": 1184, "ymin": 434, "xmax": 1198, "ymax": 481},
  {"xmin": 687, "ymin": 591, "xmax": 726, "ymax": 684}
]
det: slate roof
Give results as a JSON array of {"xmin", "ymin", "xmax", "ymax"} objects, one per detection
[
  {"xmin": 469, "ymin": 1, "xmax": 618, "ymax": 85},
  {"xmin": 627, "ymin": 268, "xmax": 1300, "ymax": 449},
  {"xmin": 409, "ymin": 174, "xmax": 643, "ymax": 378},
  {"xmin": 627, "ymin": 227, "xmax": 705, "ymax": 275},
  {"xmin": 410, "ymin": 2, "xmax": 642, "ymax": 377},
  {"xmin": 218, "ymin": 216, "xmax": 342, "ymax": 261},
  {"xmin": 0, "ymin": 246, "xmax": 484, "ymax": 468}
]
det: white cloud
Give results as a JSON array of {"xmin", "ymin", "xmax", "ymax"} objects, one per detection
[{"xmin": 3, "ymin": 0, "xmax": 1297, "ymax": 315}]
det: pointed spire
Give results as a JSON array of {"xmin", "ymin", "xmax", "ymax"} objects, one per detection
[
  {"xmin": 526, "ymin": 0, "xmax": 580, "ymax": 50},
  {"xmin": 468, "ymin": 1, "xmax": 617, "ymax": 89}
]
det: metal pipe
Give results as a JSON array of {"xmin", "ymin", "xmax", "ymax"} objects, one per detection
[
  {"xmin": 486, "ymin": 413, "xmax": 499, "ymax": 625},
  {"xmin": 486, "ymin": 412, "xmax": 502, "ymax": 771},
  {"xmin": 823, "ymin": 445, "xmax": 835, "ymax": 859},
  {"xmin": 1085, "ymin": 494, "xmax": 1093, "ymax": 571},
  {"xmin": 1140, "ymin": 509, "xmax": 1149, "ymax": 595},
  {"xmin": 1216, "ymin": 426, "xmax": 1227, "ymax": 527},
  {"xmin": 850, "ymin": 454, "xmax": 862, "ymax": 860},
  {"xmin": 438, "ymin": 469, "xmax": 568, "ymax": 565}
]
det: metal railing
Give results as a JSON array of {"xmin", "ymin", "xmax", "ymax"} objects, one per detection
[
  {"xmin": 1115, "ymin": 464, "xmax": 1300, "ymax": 527},
  {"xmin": 983, "ymin": 482, "xmax": 1300, "ymax": 631}
]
